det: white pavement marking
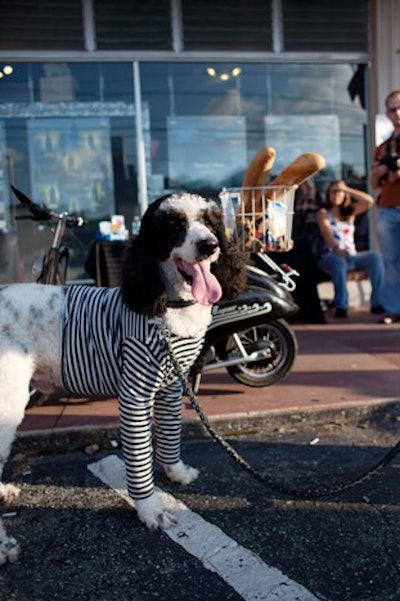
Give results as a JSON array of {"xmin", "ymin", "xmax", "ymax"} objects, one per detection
[{"xmin": 88, "ymin": 455, "xmax": 320, "ymax": 601}]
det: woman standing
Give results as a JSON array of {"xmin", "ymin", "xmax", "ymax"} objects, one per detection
[{"xmin": 317, "ymin": 180, "xmax": 385, "ymax": 318}]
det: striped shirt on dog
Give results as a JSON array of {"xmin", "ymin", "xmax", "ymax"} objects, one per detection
[{"xmin": 61, "ymin": 285, "xmax": 204, "ymax": 499}]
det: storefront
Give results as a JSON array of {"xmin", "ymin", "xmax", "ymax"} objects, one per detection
[{"xmin": 0, "ymin": 0, "xmax": 374, "ymax": 282}]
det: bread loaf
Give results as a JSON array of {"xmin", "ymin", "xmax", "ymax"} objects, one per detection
[
  {"xmin": 265, "ymin": 153, "xmax": 326, "ymax": 250},
  {"xmin": 241, "ymin": 146, "xmax": 276, "ymax": 213},
  {"xmin": 236, "ymin": 150, "xmax": 325, "ymax": 253},
  {"xmin": 269, "ymin": 152, "xmax": 326, "ymax": 190}
]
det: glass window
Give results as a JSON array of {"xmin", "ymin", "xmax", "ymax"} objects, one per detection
[
  {"xmin": 0, "ymin": 62, "xmax": 137, "ymax": 283},
  {"xmin": 141, "ymin": 61, "xmax": 368, "ymax": 202},
  {"xmin": 0, "ymin": 59, "xmax": 369, "ymax": 285}
]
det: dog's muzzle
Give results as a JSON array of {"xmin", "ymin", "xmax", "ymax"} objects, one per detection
[{"xmin": 176, "ymin": 253, "xmax": 222, "ymax": 306}]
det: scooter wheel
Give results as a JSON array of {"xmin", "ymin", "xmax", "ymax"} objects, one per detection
[{"xmin": 225, "ymin": 318, "xmax": 297, "ymax": 387}]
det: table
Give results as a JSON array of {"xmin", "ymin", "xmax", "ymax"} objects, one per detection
[{"xmin": 85, "ymin": 240, "xmax": 127, "ymax": 287}]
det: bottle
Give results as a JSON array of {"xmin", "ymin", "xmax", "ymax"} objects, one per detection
[{"xmin": 131, "ymin": 216, "xmax": 141, "ymax": 237}]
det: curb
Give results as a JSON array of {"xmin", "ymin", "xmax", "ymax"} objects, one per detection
[{"xmin": 13, "ymin": 397, "xmax": 400, "ymax": 456}]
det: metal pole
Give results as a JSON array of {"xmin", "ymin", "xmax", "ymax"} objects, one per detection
[{"xmin": 133, "ymin": 61, "xmax": 148, "ymax": 215}]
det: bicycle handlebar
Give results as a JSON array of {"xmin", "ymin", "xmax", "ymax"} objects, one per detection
[{"xmin": 11, "ymin": 185, "xmax": 85, "ymax": 227}]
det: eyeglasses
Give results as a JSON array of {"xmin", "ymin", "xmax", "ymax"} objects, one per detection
[{"xmin": 387, "ymin": 105, "xmax": 400, "ymax": 113}]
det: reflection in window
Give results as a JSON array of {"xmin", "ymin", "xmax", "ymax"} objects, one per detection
[
  {"xmin": 0, "ymin": 59, "xmax": 368, "ymax": 284},
  {"xmin": 0, "ymin": 62, "xmax": 138, "ymax": 283},
  {"xmin": 141, "ymin": 61, "xmax": 367, "ymax": 199}
]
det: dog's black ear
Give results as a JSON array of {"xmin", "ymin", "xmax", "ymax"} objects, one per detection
[
  {"xmin": 207, "ymin": 201, "xmax": 247, "ymax": 300},
  {"xmin": 121, "ymin": 236, "xmax": 167, "ymax": 316},
  {"xmin": 212, "ymin": 241, "xmax": 247, "ymax": 301}
]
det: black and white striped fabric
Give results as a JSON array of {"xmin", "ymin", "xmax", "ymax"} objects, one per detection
[{"xmin": 61, "ymin": 285, "xmax": 204, "ymax": 499}]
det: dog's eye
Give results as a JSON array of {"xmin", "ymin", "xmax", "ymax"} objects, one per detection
[
  {"xmin": 203, "ymin": 209, "xmax": 221, "ymax": 234},
  {"xmin": 203, "ymin": 216, "xmax": 213, "ymax": 230}
]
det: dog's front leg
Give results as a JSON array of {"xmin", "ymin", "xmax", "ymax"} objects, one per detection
[
  {"xmin": 0, "ymin": 522, "xmax": 20, "ymax": 566},
  {"xmin": 119, "ymin": 346, "xmax": 199, "ymax": 530},
  {"xmin": 118, "ymin": 360, "xmax": 182, "ymax": 530},
  {"xmin": 163, "ymin": 460, "xmax": 199, "ymax": 485},
  {"xmin": 153, "ymin": 384, "xmax": 200, "ymax": 486},
  {"xmin": 134, "ymin": 490, "xmax": 177, "ymax": 530}
]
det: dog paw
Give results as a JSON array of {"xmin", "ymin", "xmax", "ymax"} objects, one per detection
[
  {"xmin": 135, "ymin": 492, "xmax": 177, "ymax": 531},
  {"xmin": 0, "ymin": 535, "xmax": 21, "ymax": 566},
  {"xmin": 0, "ymin": 483, "xmax": 20, "ymax": 504},
  {"xmin": 163, "ymin": 460, "xmax": 199, "ymax": 485}
]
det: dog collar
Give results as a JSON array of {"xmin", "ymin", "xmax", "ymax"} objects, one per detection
[{"xmin": 167, "ymin": 299, "xmax": 197, "ymax": 308}]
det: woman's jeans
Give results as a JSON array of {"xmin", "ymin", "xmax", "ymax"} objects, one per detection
[
  {"xmin": 376, "ymin": 207, "xmax": 400, "ymax": 315},
  {"xmin": 318, "ymin": 250, "xmax": 384, "ymax": 311}
]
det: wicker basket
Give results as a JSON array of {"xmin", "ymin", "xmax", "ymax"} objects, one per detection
[{"xmin": 219, "ymin": 185, "xmax": 297, "ymax": 253}]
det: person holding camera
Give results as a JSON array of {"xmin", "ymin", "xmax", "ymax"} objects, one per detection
[{"xmin": 371, "ymin": 89, "xmax": 400, "ymax": 324}]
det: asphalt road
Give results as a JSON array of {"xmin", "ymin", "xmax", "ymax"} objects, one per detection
[{"xmin": 2, "ymin": 413, "xmax": 400, "ymax": 601}]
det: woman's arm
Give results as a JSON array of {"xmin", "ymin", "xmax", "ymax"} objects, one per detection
[{"xmin": 340, "ymin": 183, "xmax": 374, "ymax": 216}]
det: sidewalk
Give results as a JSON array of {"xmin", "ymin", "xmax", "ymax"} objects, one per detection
[{"xmin": 17, "ymin": 306, "xmax": 400, "ymax": 449}]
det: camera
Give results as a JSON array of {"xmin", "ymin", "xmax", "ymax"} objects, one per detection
[{"xmin": 379, "ymin": 152, "xmax": 400, "ymax": 172}]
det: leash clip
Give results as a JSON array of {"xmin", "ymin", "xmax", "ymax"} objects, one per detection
[{"xmin": 156, "ymin": 317, "xmax": 170, "ymax": 341}]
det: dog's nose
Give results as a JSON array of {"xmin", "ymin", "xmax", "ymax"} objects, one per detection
[{"xmin": 197, "ymin": 239, "xmax": 219, "ymax": 258}]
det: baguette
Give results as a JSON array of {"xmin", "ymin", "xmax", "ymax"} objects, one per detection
[
  {"xmin": 241, "ymin": 146, "xmax": 276, "ymax": 213},
  {"xmin": 268, "ymin": 152, "xmax": 326, "ymax": 192},
  {"xmin": 266, "ymin": 153, "xmax": 325, "ymax": 251},
  {"xmin": 251, "ymin": 152, "xmax": 325, "ymax": 252},
  {"xmin": 236, "ymin": 150, "xmax": 325, "ymax": 253}
]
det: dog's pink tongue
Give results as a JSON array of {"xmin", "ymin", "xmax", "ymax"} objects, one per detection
[{"xmin": 186, "ymin": 261, "xmax": 222, "ymax": 305}]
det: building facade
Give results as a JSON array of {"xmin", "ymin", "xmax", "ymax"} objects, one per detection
[{"xmin": 0, "ymin": 0, "xmax": 397, "ymax": 282}]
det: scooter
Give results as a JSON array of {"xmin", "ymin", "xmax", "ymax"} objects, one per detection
[{"xmin": 189, "ymin": 255, "xmax": 299, "ymax": 392}]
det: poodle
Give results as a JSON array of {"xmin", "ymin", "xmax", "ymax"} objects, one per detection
[{"xmin": 0, "ymin": 192, "xmax": 247, "ymax": 564}]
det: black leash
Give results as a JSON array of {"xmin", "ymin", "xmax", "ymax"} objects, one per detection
[{"xmin": 158, "ymin": 318, "xmax": 400, "ymax": 499}]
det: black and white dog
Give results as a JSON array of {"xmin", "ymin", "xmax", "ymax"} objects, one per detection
[{"xmin": 0, "ymin": 192, "xmax": 247, "ymax": 564}]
